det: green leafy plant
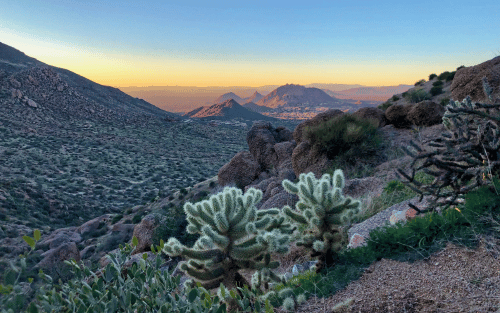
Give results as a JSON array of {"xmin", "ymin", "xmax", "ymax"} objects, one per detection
[
  {"xmin": 282, "ymin": 170, "xmax": 361, "ymax": 272},
  {"xmin": 414, "ymin": 79, "xmax": 426, "ymax": 86},
  {"xmin": 429, "ymin": 73, "xmax": 438, "ymax": 80},
  {"xmin": 430, "ymin": 86, "xmax": 443, "ymax": 96}
]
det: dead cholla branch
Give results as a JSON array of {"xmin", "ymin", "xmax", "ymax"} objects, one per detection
[{"xmin": 397, "ymin": 80, "xmax": 500, "ymax": 213}]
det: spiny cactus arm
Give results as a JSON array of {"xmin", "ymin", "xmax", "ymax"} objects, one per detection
[
  {"xmin": 179, "ymin": 262, "xmax": 224, "ymax": 287},
  {"xmin": 201, "ymin": 225, "xmax": 230, "ymax": 249},
  {"xmin": 213, "ymin": 212, "xmax": 230, "ymax": 233},
  {"xmin": 332, "ymin": 169, "xmax": 346, "ymax": 189},
  {"xmin": 230, "ymin": 242, "xmax": 268, "ymax": 260},
  {"xmin": 282, "ymin": 179, "xmax": 299, "ymax": 194},
  {"xmin": 235, "ymin": 259, "xmax": 280, "ymax": 270},
  {"xmin": 229, "ymin": 198, "xmax": 248, "ymax": 225},
  {"xmin": 256, "ymin": 208, "xmax": 280, "ymax": 217},
  {"xmin": 283, "ymin": 206, "xmax": 308, "ymax": 225}
]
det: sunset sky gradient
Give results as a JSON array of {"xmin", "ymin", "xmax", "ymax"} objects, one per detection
[{"xmin": 1, "ymin": 0, "xmax": 499, "ymax": 87}]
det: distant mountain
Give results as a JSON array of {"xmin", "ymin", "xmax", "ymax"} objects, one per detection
[
  {"xmin": 329, "ymin": 85, "xmax": 413, "ymax": 101},
  {"xmin": 243, "ymin": 91, "xmax": 264, "ymax": 104},
  {"xmin": 305, "ymin": 83, "xmax": 364, "ymax": 92},
  {"xmin": 0, "ymin": 41, "xmax": 176, "ymax": 119},
  {"xmin": 214, "ymin": 92, "xmax": 245, "ymax": 104},
  {"xmin": 184, "ymin": 99, "xmax": 277, "ymax": 121},
  {"xmin": 256, "ymin": 84, "xmax": 341, "ymax": 109},
  {"xmin": 242, "ymin": 101, "xmax": 272, "ymax": 113}
]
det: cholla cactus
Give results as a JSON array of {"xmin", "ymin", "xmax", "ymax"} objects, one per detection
[
  {"xmin": 162, "ymin": 187, "xmax": 292, "ymax": 290},
  {"xmin": 282, "ymin": 170, "xmax": 361, "ymax": 272},
  {"xmin": 398, "ymin": 84, "xmax": 500, "ymax": 213}
]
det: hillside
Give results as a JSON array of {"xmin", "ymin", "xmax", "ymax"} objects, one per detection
[
  {"xmin": 329, "ymin": 84, "xmax": 413, "ymax": 101},
  {"xmin": 0, "ymin": 42, "xmax": 175, "ymax": 119},
  {"xmin": 184, "ymin": 99, "xmax": 278, "ymax": 121},
  {"xmin": 256, "ymin": 83, "xmax": 342, "ymax": 108}
]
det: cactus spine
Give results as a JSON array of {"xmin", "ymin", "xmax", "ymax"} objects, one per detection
[
  {"xmin": 282, "ymin": 170, "xmax": 361, "ymax": 272},
  {"xmin": 162, "ymin": 187, "xmax": 292, "ymax": 290}
]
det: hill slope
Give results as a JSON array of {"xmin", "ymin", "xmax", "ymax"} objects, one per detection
[
  {"xmin": 256, "ymin": 84, "xmax": 342, "ymax": 109},
  {"xmin": 185, "ymin": 99, "xmax": 277, "ymax": 121},
  {"xmin": 0, "ymin": 41, "xmax": 175, "ymax": 118}
]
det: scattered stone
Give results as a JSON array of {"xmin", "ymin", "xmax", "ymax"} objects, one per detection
[
  {"xmin": 27, "ymin": 98, "xmax": 38, "ymax": 108},
  {"xmin": 407, "ymin": 100, "xmax": 444, "ymax": 127}
]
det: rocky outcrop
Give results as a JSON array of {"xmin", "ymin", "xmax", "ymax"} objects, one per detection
[
  {"xmin": 291, "ymin": 140, "xmax": 332, "ymax": 178},
  {"xmin": 406, "ymin": 100, "xmax": 444, "ymax": 127},
  {"xmin": 385, "ymin": 104, "xmax": 413, "ymax": 128},
  {"xmin": 352, "ymin": 107, "xmax": 387, "ymax": 127},
  {"xmin": 293, "ymin": 109, "xmax": 344, "ymax": 144},
  {"xmin": 218, "ymin": 151, "xmax": 261, "ymax": 188},
  {"xmin": 36, "ymin": 242, "xmax": 80, "ymax": 269},
  {"xmin": 451, "ymin": 56, "xmax": 500, "ymax": 103},
  {"xmin": 131, "ymin": 214, "xmax": 166, "ymax": 255}
]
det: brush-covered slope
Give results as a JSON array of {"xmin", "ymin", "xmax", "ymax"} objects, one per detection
[
  {"xmin": 184, "ymin": 99, "xmax": 277, "ymax": 121},
  {"xmin": 0, "ymin": 41, "xmax": 175, "ymax": 118}
]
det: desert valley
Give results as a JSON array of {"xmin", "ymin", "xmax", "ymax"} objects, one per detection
[{"xmin": 1, "ymin": 38, "xmax": 500, "ymax": 312}]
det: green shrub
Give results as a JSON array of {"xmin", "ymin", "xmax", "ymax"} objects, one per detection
[
  {"xmin": 432, "ymin": 80, "xmax": 444, "ymax": 87},
  {"xmin": 404, "ymin": 89, "xmax": 431, "ymax": 103},
  {"xmin": 378, "ymin": 101, "xmax": 393, "ymax": 111},
  {"xmin": 429, "ymin": 73, "xmax": 437, "ymax": 80},
  {"xmin": 457, "ymin": 65, "xmax": 465, "ymax": 71},
  {"xmin": 132, "ymin": 214, "xmax": 143, "ymax": 224},
  {"xmin": 438, "ymin": 71, "xmax": 456, "ymax": 82},
  {"xmin": 440, "ymin": 97, "xmax": 451, "ymax": 106},
  {"xmin": 430, "ymin": 86, "xmax": 443, "ymax": 96},
  {"xmin": 414, "ymin": 79, "xmax": 426, "ymax": 86},
  {"xmin": 402, "ymin": 91, "xmax": 408, "ymax": 98},
  {"xmin": 303, "ymin": 114, "xmax": 382, "ymax": 162},
  {"xmin": 391, "ymin": 95, "xmax": 400, "ymax": 101}
]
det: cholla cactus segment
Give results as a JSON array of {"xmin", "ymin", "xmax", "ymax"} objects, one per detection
[
  {"xmin": 282, "ymin": 170, "xmax": 361, "ymax": 271},
  {"xmin": 399, "ymin": 90, "xmax": 500, "ymax": 213},
  {"xmin": 162, "ymin": 186, "xmax": 290, "ymax": 290}
]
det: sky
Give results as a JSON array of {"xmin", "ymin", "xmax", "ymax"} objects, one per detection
[{"xmin": 1, "ymin": 0, "xmax": 499, "ymax": 87}]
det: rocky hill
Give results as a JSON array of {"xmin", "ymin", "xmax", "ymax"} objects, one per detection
[
  {"xmin": 256, "ymin": 84, "xmax": 343, "ymax": 109},
  {"xmin": 328, "ymin": 84, "xmax": 413, "ymax": 101},
  {"xmin": 184, "ymin": 99, "xmax": 278, "ymax": 121},
  {"xmin": 0, "ymin": 41, "xmax": 176, "ymax": 119},
  {"xmin": 242, "ymin": 101, "xmax": 272, "ymax": 113}
]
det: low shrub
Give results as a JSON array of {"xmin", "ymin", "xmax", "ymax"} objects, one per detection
[
  {"xmin": 430, "ymin": 86, "xmax": 443, "ymax": 96},
  {"xmin": 432, "ymin": 80, "xmax": 444, "ymax": 87},
  {"xmin": 438, "ymin": 71, "xmax": 456, "ymax": 82},
  {"xmin": 440, "ymin": 97, "xmax": 451, "ymax": 106},
  {"xmin": 303, "ymin": 114, "xmax": 382, "ymax": 162},
  {"xmin": 378, "ymin": 101, "xmax": 393, "ymax": 111},
  {"xmin": 429, "ymin": 73, "xmax": 437, "ymax": 80},
  {"xmin": 404, "ymin": 89, "xmax": 431, "ymax": 103},
  {"xmin": 391, "ymin": 95, "xmax": 400, "ymax": 101},
  {"xmin": 414, "ymin": 79, "xmax": 426, "ymax": 86}
]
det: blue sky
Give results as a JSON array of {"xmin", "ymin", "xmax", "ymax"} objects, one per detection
[{"xmin": 1, "ymin": 0, "xmax": 499, "ymax": 86}]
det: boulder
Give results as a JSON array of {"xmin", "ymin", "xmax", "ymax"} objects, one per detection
[
  {"xmin": 291, "ymin": 140, "xmax": 332, "ymax": 178},
  {"xmin": 273, "ymin": 141, "xmax": 296, "ymax": 165},
  {"xmin": 35, "ymin": 242, "xmax": 80, "ymax": 269},
  {"xmin": 218, "ymin": 151, "xmax": 261, "ymax": 188},
  {"xmin": 385, "ymin": 104, "xmax": 413, "ymax": 128},
  {"xmin": 352, "ymin": 107, "xmax": 387, "ymax": 127},
  {"xmin": 77, "ymin": 215, "xmax": 112, "ymax": 237},
  {"xmin": 132, "ymin": 214, "xmax": 166, "ymax": 255},
  {"xmin": 259, "ymin": 191, "xmax": 299, "ymax": 211},
  {"xmin": 343, "ymin": 177, "xmax": 385, "ymax": 199},
  {"xmin": 407, "ymin": 100, "xmax": 445, "ymax": 127},
  {"xmin": 293, "ymin": 109, "xmax": 344, "ymax": 144},
  {"xmin": 451, "ymin": 56, "xmax": 500, "ymax": 103},
  {"xmin": 246, "ymin": 121, "xmax": 293, "ymax": 171}
]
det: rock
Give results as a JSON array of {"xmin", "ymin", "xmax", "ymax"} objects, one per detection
[
  {"xmin": 9, "ymin": 77, "xmax": 21, "ymax": 88},
  {"xmin": 57, "ymin": 84, "xmax": 65, "ymax": 92},
  {"xmin": 352, "ymin": 107, "xmax": 387, "ymax": 127},
  {"xmin": 344, "ymin": 177, "xmax": 385, "ymax": 199},
  {"xmin": 389, "ymin": 210, "xmax": 407, "ymax": 225},
  {"xmin": 77, "ymin": 215, "xmax": 111, "ymax": 237},
  {"xmin": 385, "ymin": 104, "xmax": 413, "ymax": 128},
  {"xmin": 273, "ymin": 141, "xmax": 296, "ymax": 165},
  {"xmin": 131, "ymin": 214, "xmax": 166, "ymax": 255},
  {"xmin": 407, "ymin": 100, "xmax": 444, "ymax": 127},
  {"xmin": 275, "ymin": 126, "xmax": 293, "ymax": 142},
  {"xmin": 35, "ymin": 242, "xmax": 80, "ymax": 269},
  {"xmin": 291, "ymin": 140, "xmax": 331, "ymax": 178},
  {"xmin": 293, "ymin": 109, "xmax": 344, "ymax": 144},
  {"xmin": 348, "ymin": 233, "xmax": 366, "ymax": 249},
  {"xmin": 246, "ymin": 122, "xmax": 293, "ymax": 171},
  {"xmin": 451, "ymin": 56, "xmax": 500, "ymax": 103},
  {"xmin": 259, "ymin": 191, "xmax": 298, "ymax": 210},
  {"xmin": 218, "ymin": 151, "xmax": 261, "ymax": 188},
  {"xmin": 27, "ymin": 99, "xmax": 38, "ymax": 108},
  {"xmin": 80, "ymin": 244, "xmax": 96, "ymax": 259}
]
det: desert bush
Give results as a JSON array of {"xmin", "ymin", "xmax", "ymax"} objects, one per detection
[
  {"xmin": 438, "ymin": 71, "xmax": 456, "ymax": 82},
  {"xmin": 391, "ymin": 95, "xmax": 400, "ymax": 101},
  {"xmin": 377, "ymin": 101, "xmax": 393, "ymax": 111},
  {"xmin": 440, "ymin": 97, "xmax": 451, "ymax": 106},
  {"xmin": 432, "ymin": 80, "xmax": 444, "ymax": 87},
  {"xmin": 457, "ymin": 65, "xmax": 465, "ymax": 71},
  {"xmin": 430, "ymin": 86, "xmax": 443, "ymax": 96},
  {"xmin": 404, "ymin": 89, "xmax": 431, "ymax": 103},
  {"xmin": 414, "ymin": 79, "xmax": 426, "ymax": 86},
  {"xmin": 303, "ymin": 114, "xmax": 383, "ymax": 163},
  {"xmin": 429, "ymin": 73, "xmax": 438, "ymax": 80}
]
